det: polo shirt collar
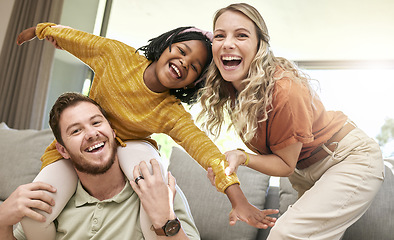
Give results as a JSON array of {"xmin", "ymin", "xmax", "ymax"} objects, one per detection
[{"xmin": 74, "ymin": 179, "xmax": 135, "ymax": 207}]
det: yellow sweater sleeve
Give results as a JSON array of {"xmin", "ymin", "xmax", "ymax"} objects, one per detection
[
  {"xmin": 163, "ymin": 105, "xmax": 240, "ymax": 192},
  {"xmin": 36, "ymin": 22, "xmax": 115, "ymax": 76}
]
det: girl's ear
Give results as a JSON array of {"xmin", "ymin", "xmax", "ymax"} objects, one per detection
[{"xmin": 55, "ymin": 141, "xmax": 71, "ymax": 159}]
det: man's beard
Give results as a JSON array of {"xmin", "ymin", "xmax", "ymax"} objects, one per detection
[{"xmin": 70, "ymin": 142, "xmax": 117, "ymax": 175}]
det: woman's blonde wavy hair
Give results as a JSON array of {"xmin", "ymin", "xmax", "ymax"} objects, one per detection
[{"xmin": 198, "ymin": 3, "xmax": 314, "ymax": 143}]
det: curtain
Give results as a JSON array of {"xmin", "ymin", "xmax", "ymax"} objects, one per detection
[{"xmin": 0, "ymin": 0, "xmax": 63, "ymax": 130}]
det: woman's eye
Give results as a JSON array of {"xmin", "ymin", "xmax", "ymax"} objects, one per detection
[
  {"xmin": 238, "ymin": 33, "xmax": 248, "ymax": 38},
  {"xmin": 93, "ymin": 121, "xmax": 101, "ymax": 126},
  {"xmin": 214, "ymin": 34, "xmax": 224, "ymax": 39}
]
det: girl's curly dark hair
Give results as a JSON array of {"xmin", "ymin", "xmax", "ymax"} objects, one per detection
[{"xmin": 137, "ymin": 27, "xmax": 212, "ymax": 105}]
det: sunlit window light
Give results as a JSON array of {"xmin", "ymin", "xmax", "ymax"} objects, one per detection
[{"xmin": 82, "ymin": 78, "xmax": 91, "ymax": 96}]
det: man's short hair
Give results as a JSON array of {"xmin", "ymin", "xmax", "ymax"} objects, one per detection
[{"xmin": 49, "ymin": 92, "xmax": 108, "ymax": 145}]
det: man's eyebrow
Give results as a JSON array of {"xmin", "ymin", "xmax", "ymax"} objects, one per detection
[
  {"xmin": 181, "ymin": 43, "xmax": 203, "ymax": 69},
  {"xmin": 65, "ymin": 114, "xmax": 104, "ymax": 133}
]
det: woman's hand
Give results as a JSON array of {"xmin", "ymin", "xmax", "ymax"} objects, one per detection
[
  {"xmin": 206, "ymin": 149, "xmax": 248, "ymax": 187},
  {"xmin": 224, "ymin": 149, "xmax": 248, "ymax": 175}
]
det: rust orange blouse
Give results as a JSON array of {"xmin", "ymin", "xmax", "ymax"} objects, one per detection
[{"xmin": 247, "ymin": 73, "xmax": 348, "ymax": 161}]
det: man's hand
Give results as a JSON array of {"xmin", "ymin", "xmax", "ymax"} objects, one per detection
[
  {"xmin": 130, "ymin": 159, "xmax": 177, "ymax": 229},
  {"xmin": 0, "ymin": 182, "xmax": 56, "ymax": 227}
]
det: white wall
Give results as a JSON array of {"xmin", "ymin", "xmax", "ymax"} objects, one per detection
[
  {"xmin": 42, "ymin": 0, "xmax": 101, "ymax": 128},
  {"xmin": 106, "ymin": 0, "xmax": 394, "ymax": 61}
]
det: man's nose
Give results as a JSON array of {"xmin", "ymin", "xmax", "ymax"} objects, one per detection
[{"xmin": 85, "ymin": 127, "xmax": 98, "ymax": 140}]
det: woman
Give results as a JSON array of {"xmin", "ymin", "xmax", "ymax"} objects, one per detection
[{"xmin": 199, "ymin": 3, "xmax": 384, "ymax": 239}]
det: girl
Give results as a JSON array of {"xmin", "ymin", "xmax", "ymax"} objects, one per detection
[
  {"xmin": 16, "ymin": 23, "xmax": 277, "ymax": 239},
  {"xmin": 199, "ymin": 3, "xmax": 384, "ymax": 240}
]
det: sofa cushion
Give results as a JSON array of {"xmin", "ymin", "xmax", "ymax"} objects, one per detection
[
  {"xmin": 278, "ymin": 163, "xmax": 394, "ymax": 240},
  {"xmin": 278, "ymin": 177, "xmax": 298, "ymax": 216},
  {"xmin": 169, "ymin": 147, "xmax": 271, "ymax": 240},
  {"xmin": 342, "ymin": 164, "xmax": 394, "ymax": 240},
  {"xmin": 0, "ymin": 123, "xmax": 54, "ymax": 200}
]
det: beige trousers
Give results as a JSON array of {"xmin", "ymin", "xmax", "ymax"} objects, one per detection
[
  {"xmin": 268, "ymin": 127, "xmax": 384, "ymax": 240},
  {"xmin": 21, "ymin": 140, "xmax": 166, "ymax": 240}
]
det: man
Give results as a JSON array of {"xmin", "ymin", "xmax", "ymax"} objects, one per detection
[{"xmin": 0, "ymin": 92, "xmax": 199, "ymax": 239}]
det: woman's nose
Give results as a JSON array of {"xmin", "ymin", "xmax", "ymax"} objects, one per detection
[{"xmin": 223, "ymin": 37, "xmax": 235, "ymax": 49}]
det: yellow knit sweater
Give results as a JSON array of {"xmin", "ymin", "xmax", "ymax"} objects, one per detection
[{"xmin": 36, "ymin": 23, "xmax": 239, "ymax": 192}]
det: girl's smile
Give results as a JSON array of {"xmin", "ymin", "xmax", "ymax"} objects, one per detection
[{"xmin": 144, "ymin": 40, "xmax": 208, "ymax": 93}]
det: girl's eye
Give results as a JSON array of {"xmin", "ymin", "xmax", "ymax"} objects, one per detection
[
  {"xmin": 191, "ymin": 64, "xmax": 198, "ymax": 72},
  {"xmin": 178, "ymin": 47, "xmax": 186, "ymax": 56}
]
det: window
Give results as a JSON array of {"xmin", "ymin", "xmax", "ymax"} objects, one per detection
[
  {"xmin": 305, "ymin": 68, "xmax": 394, "ymax": 158},
  {"xmin": 153, "ymin": 68, "xmax": 394, "ymax": 160}
]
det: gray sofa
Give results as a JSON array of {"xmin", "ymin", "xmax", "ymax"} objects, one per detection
[{"xmin": 1, "ymin": 122, "xmax": 393, "ymax": 240}]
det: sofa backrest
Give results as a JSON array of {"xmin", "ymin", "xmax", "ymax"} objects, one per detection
[{"xmin": 0, "ymin": 122, "xmax": 54, "ymax": 201}]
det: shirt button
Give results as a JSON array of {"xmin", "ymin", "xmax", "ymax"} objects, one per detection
[
  {"xmin": 97, "ymin": 204, "xmax": 103, "ymax": 209},
  {"xmin": 93, "ymin": 218, "xmax": 98, "ymax": 224}
]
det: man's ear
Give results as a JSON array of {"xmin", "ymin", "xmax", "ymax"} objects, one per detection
[{"xmin": 55, "ymin": 141, "xmax": 70, "ymax": 159}]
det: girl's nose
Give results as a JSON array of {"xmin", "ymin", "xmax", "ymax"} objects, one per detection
[{"xmin": 180, "ymin": 59, "xmax": 188, "ymax": 70}]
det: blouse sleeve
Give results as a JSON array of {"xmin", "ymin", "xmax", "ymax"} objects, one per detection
[{"xmin": 268, "ymin": 79, "xmax": 315, "ymax": 152}]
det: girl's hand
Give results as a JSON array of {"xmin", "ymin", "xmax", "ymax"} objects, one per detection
[
  {"xmin": 16, "ymin": 27, "xmax": 37, "ymax": 45},
  {"xmin": 229, "ymin": 203, "xmax": 278, "ymax": 229},
  {"xmin": 45, "ymin": 36, "xmax": 63, "ymax": 50},
  {"xmin": 224, "ymin": 149, "xmax": 248, "ymax": 176},
  {"xmin": 44, "ymin": 25, "xmax": 72, "ymax": 49}
]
